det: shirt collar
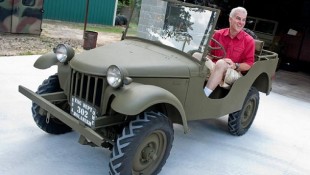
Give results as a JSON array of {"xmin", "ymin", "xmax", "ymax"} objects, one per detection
[
  {"xmin": 236, "ymin": 30, "xmax": 244, "ymax": 40},
  {"xmin": 224, "ymin": 28, "xmax": 244, "ymax": 40}
]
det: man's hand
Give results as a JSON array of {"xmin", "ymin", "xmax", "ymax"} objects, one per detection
[
  {"xmin": 223, "ymin": 58, "xmax": 235, "ymax": 69},
  {"xmin": 223, "ymin": 58, "xmax": 252, "ymax": 71}
]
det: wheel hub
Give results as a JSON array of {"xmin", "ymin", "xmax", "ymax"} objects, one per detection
[
  {"xmin": 141, "ymin": 144, "xmax": 157, "ymax": 162},
  {"xmin": 133, "ymin": 131, "xmax": 167, "ymax": 173},
  {"xmin": 242, "ymin": 99, "xmax": 255, "ymax": 127}
]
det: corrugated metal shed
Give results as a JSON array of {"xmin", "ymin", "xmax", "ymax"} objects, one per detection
[{"xmin": 43, "ymin": 0, "xmax": 117, "ymax": 25}]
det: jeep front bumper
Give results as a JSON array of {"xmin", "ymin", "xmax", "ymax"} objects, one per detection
[{"xmin": 18, "ymin": 85, "xmax": 106, "ymax": 147}]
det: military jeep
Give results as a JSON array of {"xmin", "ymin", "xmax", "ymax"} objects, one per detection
[{"xmin": 19, "ymin": 0, "xmax": 279, "ymax": 174}]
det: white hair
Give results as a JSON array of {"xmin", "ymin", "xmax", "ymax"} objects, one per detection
[{"xmin": 229, "ymin": 7, "xmax": 247, "ymax": 18}]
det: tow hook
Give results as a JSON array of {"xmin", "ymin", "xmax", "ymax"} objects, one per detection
[{"xmin": 46, "ymin": 112, "xmax": 51, "ymax": 124}]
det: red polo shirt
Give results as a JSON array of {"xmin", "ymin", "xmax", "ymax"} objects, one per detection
[{"xmin": 210, "ymin": 28, "xmax": 255, "ymax": 66}]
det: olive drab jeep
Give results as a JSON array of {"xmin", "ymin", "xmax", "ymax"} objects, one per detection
[{"xmin": 19, "ymin": 0, "xmax": 279, "ymax": 174}]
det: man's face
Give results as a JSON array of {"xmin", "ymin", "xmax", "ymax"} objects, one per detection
[{"xmin": 229, "ymin": 12, "xmax": 246, "ymax": 33}]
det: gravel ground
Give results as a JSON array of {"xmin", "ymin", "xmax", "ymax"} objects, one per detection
[{"xmin": 0, "ymin": 20, "xmax": 122, "ymax": 56}]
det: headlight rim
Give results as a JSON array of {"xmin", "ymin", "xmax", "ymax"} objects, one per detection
[
  {"xmin": 107, "ymin": 65, "xmax": 125, "ymax": 89},
  {"xmin": 54, "ymin": 44, "xmax": 75, "ymax": 63}
]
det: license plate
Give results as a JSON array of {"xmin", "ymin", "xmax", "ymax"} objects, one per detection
[{"xmin": 70, "ymin": 96, "xmax": 97, "ymax": 127}]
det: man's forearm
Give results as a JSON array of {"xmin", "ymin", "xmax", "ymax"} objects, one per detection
[{"xmin": 236, "ymin": 63, "xmax": 251, "ymax": 71}]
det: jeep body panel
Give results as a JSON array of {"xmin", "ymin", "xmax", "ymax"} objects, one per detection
[
  {"xmin": 70, "ymin": 39, "xmax": 200, "ymax": 78},
  {"xmin": 34, "ymin": 52, "xmax": 58, "ymax": 69},
  {"xmin": 105, "ymin": 82, "xmax": 189, "ymax": 131},
  {"xmin": 184, "ymin": 54, "xmax": 278, "ymax": 120}
]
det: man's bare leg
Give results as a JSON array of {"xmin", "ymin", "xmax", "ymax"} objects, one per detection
[{"xmin": 204, "ymin": 60, "xmax": 229, "ymax": 96}]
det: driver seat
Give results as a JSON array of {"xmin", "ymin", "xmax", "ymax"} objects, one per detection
[{"xmin": 255, "ymin": 39, "xmax": 264, "ymax": 57}]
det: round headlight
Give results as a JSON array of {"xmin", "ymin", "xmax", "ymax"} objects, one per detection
[
  {"xmin": 55, "ymin": 44, "xmax": 67, "ymax": 62},
  {"xmin": 54, "ymin": 44, "xmax": 75, "ymax": 63},
  {"xmin": 107, "ymin": 65, "xmax": 124, "ymax": 88}
]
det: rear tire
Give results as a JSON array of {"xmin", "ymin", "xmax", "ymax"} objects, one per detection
[
  {"xmin": 32, "ymin": 75, "xmax": 71, "ymax": 134},
  {"xmin": 228, "ymin": 87, "xmax": 259, "ymax": 136},
  {"xmin": 109, "ymin": 111, "xmax": 174, "ymax": 175}
]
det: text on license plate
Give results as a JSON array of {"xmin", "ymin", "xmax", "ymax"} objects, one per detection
[{"xmin": 70, "ymin": 96, "xmax": 97, "ymax": 127}]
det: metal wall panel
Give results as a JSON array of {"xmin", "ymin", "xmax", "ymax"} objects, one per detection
[{"xmin": 43, "ymin": 0, "xmax": 117, "ymax": 25}]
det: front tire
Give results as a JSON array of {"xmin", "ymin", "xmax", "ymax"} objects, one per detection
[
  {"xmin": 32, "ymin": 75, "xmax": 71, "ymax": 134},
  {"xmin": 228, "ymin": 87, "xmax": 259, "ymax": 136},
  {"xmin": 109, "ymin": 111, "xmax": 174, "ymax": 175}
]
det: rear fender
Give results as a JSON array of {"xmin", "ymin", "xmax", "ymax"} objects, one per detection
[{"xmin": 105, "ymin": 83, "xmax": 189, "ymax": 133}]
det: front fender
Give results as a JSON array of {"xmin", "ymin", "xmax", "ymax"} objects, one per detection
[
  {"xmin": 106, "ymin": 83, "xmax": 189, "ymax": 133},
  {"xmin": 34, "ymin": 52, "xmax": 58, "ymax": 69}
]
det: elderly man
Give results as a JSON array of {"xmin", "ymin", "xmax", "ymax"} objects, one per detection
[{"xmin": 204, "ymin": 7, "xmax": 255, "ymax": 97}]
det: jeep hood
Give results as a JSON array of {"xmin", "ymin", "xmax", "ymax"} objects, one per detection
[{"xmin": 70, "ymin": 39, "xmax": 200, "ymax": 77}]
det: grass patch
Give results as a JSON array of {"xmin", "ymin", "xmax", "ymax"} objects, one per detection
[
  {"xmin": 20, "ymin": 51, "xmax": 35, "ymax": 55},
  {"xmin": 74, "ymin": 24, "xmax": 126, "ymax": 34},
  {"xmin": 86, "ymin": 25, "xmax": 125, "ymax": 34},
  {"xmin": 44, "ymin": 20, "xmax": 126, "ymax": 34}
]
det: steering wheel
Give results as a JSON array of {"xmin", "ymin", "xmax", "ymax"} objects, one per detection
[{"xmin": 207, "ymin": 38, "xmax": 226, "ymax": 59}]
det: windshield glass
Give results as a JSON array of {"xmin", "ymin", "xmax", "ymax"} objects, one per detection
[{"xmin": 125, "ymin": 0, "xmax": 219, "ymax": 59}]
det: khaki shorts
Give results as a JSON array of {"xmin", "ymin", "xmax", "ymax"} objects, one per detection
[{"xmin": 205, "ymin": 59, "xmax": 242, "ymax": 89}]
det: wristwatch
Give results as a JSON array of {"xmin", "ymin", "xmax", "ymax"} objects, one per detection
[{"xmin": 235, "ymin": 63, "xmax": 240, "ymax": 70}]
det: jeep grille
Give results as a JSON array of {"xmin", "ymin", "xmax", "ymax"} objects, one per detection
[{"xmin": 70, "ymin": 70, "xmax": 106, "ymax": 109}]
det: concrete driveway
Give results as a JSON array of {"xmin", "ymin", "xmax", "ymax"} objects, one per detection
[{"xmin": 1, "ymin": 55, "xmax": 309, "ymax": 175}]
